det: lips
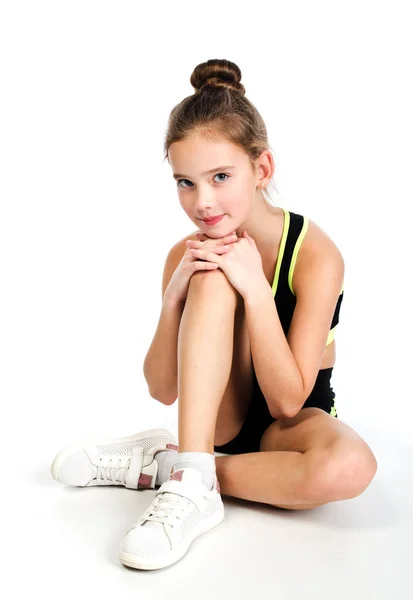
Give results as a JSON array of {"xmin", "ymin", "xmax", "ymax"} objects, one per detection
[{"xmin": 201, "ymin": 214, "xmax": 225, "ymax": 224}]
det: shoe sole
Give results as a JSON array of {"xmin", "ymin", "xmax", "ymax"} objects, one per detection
[
  {"xmin": 118, "ymin": 502, "xmax": 225, "ymax": 570},
  {"xmin": 50, "ymin": 428, "xmax": 178, "ymax": 485}
]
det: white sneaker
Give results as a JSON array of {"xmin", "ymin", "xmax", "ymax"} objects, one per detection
[
  {"xmin": 51, "ymin": 428, "xmax": 178, "ymax": 489},
  {"xmin": 119, "ymin": 467, "xmax": 225, "ymax": 570}
]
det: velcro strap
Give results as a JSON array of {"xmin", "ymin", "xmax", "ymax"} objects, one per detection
[
  {"xmin": 125, "ymin": 447, "xmax": 144, "ymax": 489},
  {"xmin": 157, "ymin": 479, "xmax": 208, "ymax": 511}
]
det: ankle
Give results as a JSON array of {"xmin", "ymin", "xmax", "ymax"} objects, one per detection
[
  {"xmin": 173, "ymin": 451, "xmax": 216, "ymax": 490},
  {"xmin": 155, "ymin": 448, "xmax": 178, "ymax": 487}
]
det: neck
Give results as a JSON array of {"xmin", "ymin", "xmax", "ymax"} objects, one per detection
[{"xmin": 236, "ymin": 195, "xmax": 282, "ymax": 252}]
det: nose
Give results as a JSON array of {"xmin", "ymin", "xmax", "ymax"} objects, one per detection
[{"xmin": 194, "ymin": 188, "xmax": 218, "ymax": 215}]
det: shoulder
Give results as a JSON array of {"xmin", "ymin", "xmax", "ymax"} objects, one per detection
[
  {"xmin": 293, "ymin": 215, "xmax": 345, "ymax": 296},
  {"xmin": 299, "ymin": 216, "xmax": 343, "ymax": 260},
  {"xmin": 167, "ymin": 230, "xmax": 200, "ymax": 262}
]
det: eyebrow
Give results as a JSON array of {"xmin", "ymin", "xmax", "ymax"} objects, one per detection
[{"xmin": 172, "ymin": 165, "xmax": 237, "ymax": 180}]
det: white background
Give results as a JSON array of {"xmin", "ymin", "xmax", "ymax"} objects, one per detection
[{"xmin": 1, "ymin": 1, "xmax": 412, "ymax": 597}]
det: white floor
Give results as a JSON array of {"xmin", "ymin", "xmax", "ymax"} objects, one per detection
[{"xmin": 9, "ymin": 418, "xmax": 412, "ymax": 600}]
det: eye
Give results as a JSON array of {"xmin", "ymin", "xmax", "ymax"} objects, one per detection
[
  {"xmin": 214, "ymin": 173, "xmax": 229, "ymax": 183},
  {"xmin": 176, "ymin": 179, "xmax": 192, "ymax": 189},
  {"xmin": 176, "ymin": 173, "xmax": 230, "ymax": 189}
]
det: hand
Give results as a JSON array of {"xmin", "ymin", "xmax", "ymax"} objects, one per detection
[
  {"xmin": 186, "ymin": 229, "xmax": 267, "ymax": 299},
  {"xmin": 164, "ymin": 231, "xmax": 239, "ymax": 304}
]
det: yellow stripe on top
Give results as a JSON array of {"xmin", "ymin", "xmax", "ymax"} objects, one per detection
[
  {"xmin": 276, "ymin": 210, "xmax": 344, "ymax": 348},
  {"xmin": 326, "ymin": 326, "xmax": 336, "ymax": 345},
  {"xmin": 289, "ymin": 215, "xmax": 309, "ymax": 295},
  {"xmin": 271, "ymin": 208, "xmax": 290, "ymax": 297},
  {"xmin": 288, "ymin": 217, "xmax": 345, "ymax": 298}
]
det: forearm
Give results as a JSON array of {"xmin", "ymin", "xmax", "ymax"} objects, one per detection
[
  {"xmin": 244, "ymin": 279, "xmax": 304, "ymax": 419},
  {"xmin": 143, "ymin": 292, "xmax": 185, "ymax": 404}
]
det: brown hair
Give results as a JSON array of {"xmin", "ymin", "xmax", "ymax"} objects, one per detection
[{"xmin": 163, "ymin": 58, "xmax": 278, "ymax": 205}]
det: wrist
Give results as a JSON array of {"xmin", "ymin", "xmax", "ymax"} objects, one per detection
[
  {"xmin": 163, "ymin": 290, "xmax": 185, "ymax": 310},
  {"xmin": 243, "ymin": 276, "xmax": 272, "ymax": 306}
]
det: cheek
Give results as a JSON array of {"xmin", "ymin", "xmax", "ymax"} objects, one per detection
[
  {"xmin": 231, "ymin": 177, "xmax": 254, "ymax": 199},
  {"xmin": 178, "ymin": 196, "xmax": 190, "ymax": 213},
  {"xmin": 224, "ymin": 188, "xmax": 250, "ymax": 213}
]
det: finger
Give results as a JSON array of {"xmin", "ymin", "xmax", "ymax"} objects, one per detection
[
  {"xmin": 213, "ymin": 245, "xmax": 232, "ymax": 254},
  {"xmin": 244, "ymin": 230, "xmax": 256, "ymax": 245},
  {"xmin": 189, "ymin": 248, "xmax": 227, "ymax": 260},
  {"xmin": 195, "ymin": 234, "xmax": 208, "ymax": 242},
  {"xmin": 186, "ymin": 240, "xmax": 204, "ymax": 249}
]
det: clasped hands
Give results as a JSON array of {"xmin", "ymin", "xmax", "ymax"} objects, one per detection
[{"xmin": 185, "ymin": 228, "xmax": 266, "ymax": 299}]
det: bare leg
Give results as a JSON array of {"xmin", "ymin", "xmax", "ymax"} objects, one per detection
[
  {"xmin": 177, "ymin": 272, "xmax": 237, "ymax": 453},
  {"xmin": 214, "ymin": 451, "xmax": 329, "ymax": 509},
  {"xmin": 175, "ymin": 274, "xmax": 328, "ymax": 508},
  {"xmin": 174, "ymin": 272, "xmax": 368, "ymax": 509}
]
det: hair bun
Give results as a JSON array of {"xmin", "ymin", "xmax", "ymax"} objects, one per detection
[{"xmin": 190, "ymin": 59, "xmax": 245, "ymax": 95}]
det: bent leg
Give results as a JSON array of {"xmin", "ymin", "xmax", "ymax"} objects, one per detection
[
  {"xmin": 214, "ymin": 408, "xmax": 378, "ymax": 509},
  {"xmin": 177, "ymin": 270, "xmax": 239, "ymax": 453}
]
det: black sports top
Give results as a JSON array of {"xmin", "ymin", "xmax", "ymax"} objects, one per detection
[
  {"xmin": 247, "ymin": 207, "xmax": 343, "ymax": 420},
  {"xmin": 272, "ymin": 207, "xmax": 344, "ymax": 345}
]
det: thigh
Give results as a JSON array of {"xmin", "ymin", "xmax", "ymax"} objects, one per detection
[
  {"xmin": 259, "ymin": 368, "xmax": 340, "ymax": 453},
  {"xmin": 259, "ymin": 407, "xmax": 365, "ymax": 454},
  {"xmin": 259, "ymin": 406, "xmax": 377, "ymax": 508},
  {"xmin": 189, "ymin": 270, "xmax": 255, "ymax": 447}
]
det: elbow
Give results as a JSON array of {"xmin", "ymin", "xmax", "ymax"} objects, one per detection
[
  {"xmin": 268, "ymin": 403, "xmax": 288, "ymax": 420},
  {"xmin": 148, "ymin": 387, "xmax": 178, "ymax": 406},
  {"xmin": 269, "ymin": 394, "xmax": 303, "ymax": 420},
  {"xmin": 282, "ymin": 393, "xmax": 305, "ymax": 419},
  {"xmin": 271, "ymin": 407, "xmax": 297, "ymax": 420},
  {"xmin": 143, "ymin": 364, "xmax": 177, "ymax": 406},
  {"xmin": 160, "ymin": 395, "xmax": 178, "ymax": 406},
  {"xmin": 281, "ymin": 405, "xmax": 301, "ymax": 419}
]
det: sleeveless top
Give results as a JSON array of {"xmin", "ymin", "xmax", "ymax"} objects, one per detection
[
  {"xmin": 272, "ymin": 207, "xmax": 344, "ymax": 345},
  {"xmin": 250, "ymin": 207, "xmax": 343, "ymax": 419}
]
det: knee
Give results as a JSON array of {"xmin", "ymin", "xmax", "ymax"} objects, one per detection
[
  {"xmin": 303, "ymin": 444, "xmax": 378, "ymax": 502},
  {"xmin": 189, "ymin": 269, "xmax": 239, "ymax": 302},
  {"xmin": 334, "ymin": 443, "xmax": 378, "ymax": 498}
]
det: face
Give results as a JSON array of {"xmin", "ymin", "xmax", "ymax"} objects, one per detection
[{"xmin": 168, "ymin": 134, "xmax": 259, "ymax": 238}]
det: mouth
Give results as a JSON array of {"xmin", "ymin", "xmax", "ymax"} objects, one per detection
[{"xmin": 200, "ymin": 214, "xmax": 225, "ymax": 226}]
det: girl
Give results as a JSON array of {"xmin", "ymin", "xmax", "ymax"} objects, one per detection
[{"xmin": 51, "ymin": 58, "xmax": 378, "ymax": 571}]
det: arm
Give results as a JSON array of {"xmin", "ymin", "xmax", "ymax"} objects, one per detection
[
  {"xmin": 244, "ymin": 281, "xmax": 302, "ymax": 419},
  {"xmin": 143, "ymin": 293, "xmax": 185, "ymax": 404},
  {"xmin": 244, "ymin": 237, "xmax": 345, "ymax": 419},
  {"xmin": 143, "ymin": 240, "xmax": 188, "ymax": 404}
]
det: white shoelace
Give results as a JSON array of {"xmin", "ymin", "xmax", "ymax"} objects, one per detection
[
  {"xmin": 96, "ymin": 455, "xmax": 130, "ymax": 485},
  {"xmin": 145, "ymin": 492, "xmax": 189, "ymax": 526}
]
